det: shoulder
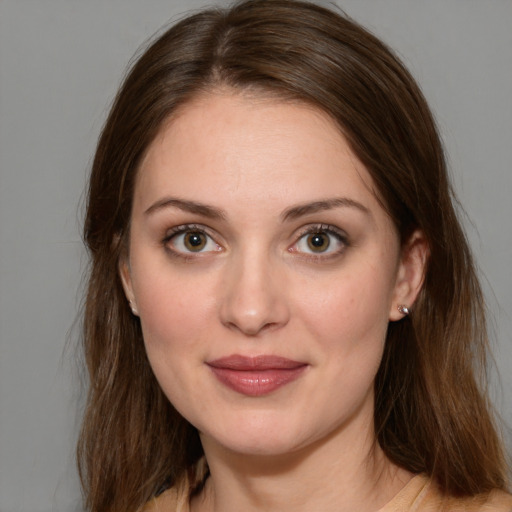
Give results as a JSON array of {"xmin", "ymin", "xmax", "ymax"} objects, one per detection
[
  {"xmin": 480, "ymin": 488, "xmax": 512, "ymax": 511},
  {"xmin": 436, "ymin": 489, "xmax": 512, "ymax": 512},
  {"xmin": 416, "ymin": 482, "xmax": 512, "ymax": 511},
  {"xmin": 381, "ymin": 474, "xmax": 512, "ymax": 512},
  {"xmin": 143, "ymin": 486, "xmax": 183, "ymax": 512},
  {"xmin": 142, "ymin": 459, "xmax": 209, "ymax": 512}
]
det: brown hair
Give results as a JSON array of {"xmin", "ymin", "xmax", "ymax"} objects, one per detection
[{"xmin": 79, "ymin": 1, "xmax": 508, "ymax": 510}]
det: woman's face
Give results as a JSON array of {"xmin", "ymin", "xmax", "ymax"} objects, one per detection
[{"xmin": 121, "ymin": 93, "xmax": 422, "ymax": 457}]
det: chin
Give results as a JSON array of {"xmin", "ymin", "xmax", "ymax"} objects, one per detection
[
  {"xmin": 209, "ymin": 434, "xmax": 304, "ymax": 459},
  {"xmin": 198, "ymin": 412, "xmax": 328, "ymax": 460}
]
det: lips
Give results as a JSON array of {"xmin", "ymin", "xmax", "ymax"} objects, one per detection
[{"xmin": 206, "ymin": 355, "xmax": 308, "ymax": 396}]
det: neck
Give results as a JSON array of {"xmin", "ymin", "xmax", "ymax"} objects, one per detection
[{"xmin": 191, "ymin": 404, "xmax": 413, "ymax": 512}]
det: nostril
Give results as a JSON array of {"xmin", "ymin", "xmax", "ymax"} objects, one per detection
[
  {"xmin": 223, "ymin": 319, "xmax": 278, "ymax": 337},
  {"xmin": 218, "ymin": 263, "xmax": 290, "ymax": 336}
]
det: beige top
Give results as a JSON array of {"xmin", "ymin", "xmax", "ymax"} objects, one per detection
[{"xmin": 145, "ymin": 469, "xmax": 512, "ymax": 512}]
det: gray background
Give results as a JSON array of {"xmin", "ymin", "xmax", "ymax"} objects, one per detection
[{"xmin": 1, "ymin": 1, "xmax": 511, "ymax": 511}]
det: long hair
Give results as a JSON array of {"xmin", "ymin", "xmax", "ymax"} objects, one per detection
[{"xmin": 78, "ymin": 1, "xmax": 508, "ymax": 510}]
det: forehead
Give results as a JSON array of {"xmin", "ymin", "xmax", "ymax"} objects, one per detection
[{"xmin": 135, "ymin": 92, "xmax": 382, "ymax": 216}]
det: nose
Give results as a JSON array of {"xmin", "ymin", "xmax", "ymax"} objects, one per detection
[{"xmin": 219, "ymin": 250, "xmax": 290, "ymax": 336}]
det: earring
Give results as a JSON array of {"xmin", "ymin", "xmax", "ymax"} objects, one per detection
[{"xmin": 397, "ymin": 304, "xmax": 410, "ymax": 315}]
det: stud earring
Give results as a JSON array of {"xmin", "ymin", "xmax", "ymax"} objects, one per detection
[{"xmin": 397, "ymin": 304, "xmax": 410, "ymax": 315}]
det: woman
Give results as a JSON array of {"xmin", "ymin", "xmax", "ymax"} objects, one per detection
[{"xmin": 78, "ymin": 1, "xmax": 512, "ymax": 511}]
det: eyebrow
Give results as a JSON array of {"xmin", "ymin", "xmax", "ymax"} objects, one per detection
[
  {"xmin": 144, "ymin": 196, "xmax": 370, "ymax": 222},
  {"xmin": 281, "ymin": 197, "xmax": 370, "ymax": 221},
  {"xmin": 144, "ymin": 198, "xmax": 227, "ymax": 220}
]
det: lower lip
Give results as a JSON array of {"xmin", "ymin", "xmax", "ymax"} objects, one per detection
[{"xmin": 208, "ymin": 366, "xmax": 307, "ymax": 396}]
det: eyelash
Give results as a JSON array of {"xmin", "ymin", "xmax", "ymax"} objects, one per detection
[
  {"xmin": 162, "ymin": 224, "xmax": 220, "ymax": 259},
  {"xmin": 290, "ymin": 224, "xmax": 349, "ymax": 260},
  {"xmin": 162, "ymin": 223, "xmax": 349, "ymax": 260}
]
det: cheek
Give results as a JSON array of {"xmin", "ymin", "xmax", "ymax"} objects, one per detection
[
  {"xmin": 133, "ymin": 269, "xmax": 217, "ymax": 411},
  {"xmin": 132, "ymin": 261, "xmax": 217, "ymax": 357},
  {"xmin": 300, "ymin": 271, "xmax": 393, "ymax": 339},
  {"xmin": 296, "ymin": 260, "xmax": 395, "ymax": 358}
]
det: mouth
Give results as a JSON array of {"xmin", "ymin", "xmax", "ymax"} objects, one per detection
[{"xmin": 206, "ymin": 355, "xmax": 308, "ymax": 396}]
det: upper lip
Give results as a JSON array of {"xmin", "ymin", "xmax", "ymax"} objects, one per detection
[{"xmin": 207, "ymin": 354, "xmax": 307, "ymax": 370}]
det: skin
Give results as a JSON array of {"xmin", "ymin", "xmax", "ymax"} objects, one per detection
[{"xmin": 120, "ymin": 92, "xmax": 427, "ymax": 512}]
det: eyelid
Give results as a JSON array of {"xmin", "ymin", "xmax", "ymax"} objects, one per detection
[
  {"xmin": 289, "ymin": 223, "xmax": 349, "ymax": 258},
  {"xmin": 161, "ymin": 222, "xmax": 349, "ymax": 260},
  {"xmin": 163, "ymin": 223, "xmax": 222, "ymax": 256},
  {"xmin": 296, "ymin": 223, "xmax": 348, "ymax": 240}
]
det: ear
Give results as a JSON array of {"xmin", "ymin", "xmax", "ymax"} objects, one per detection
[
  {"xmin": 119, "ymin": 256, "xmax": 139, "ymax": 316},
  {"xmin": 389, "ymin": 230, "xmax": 429, "ymax": 321}
]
